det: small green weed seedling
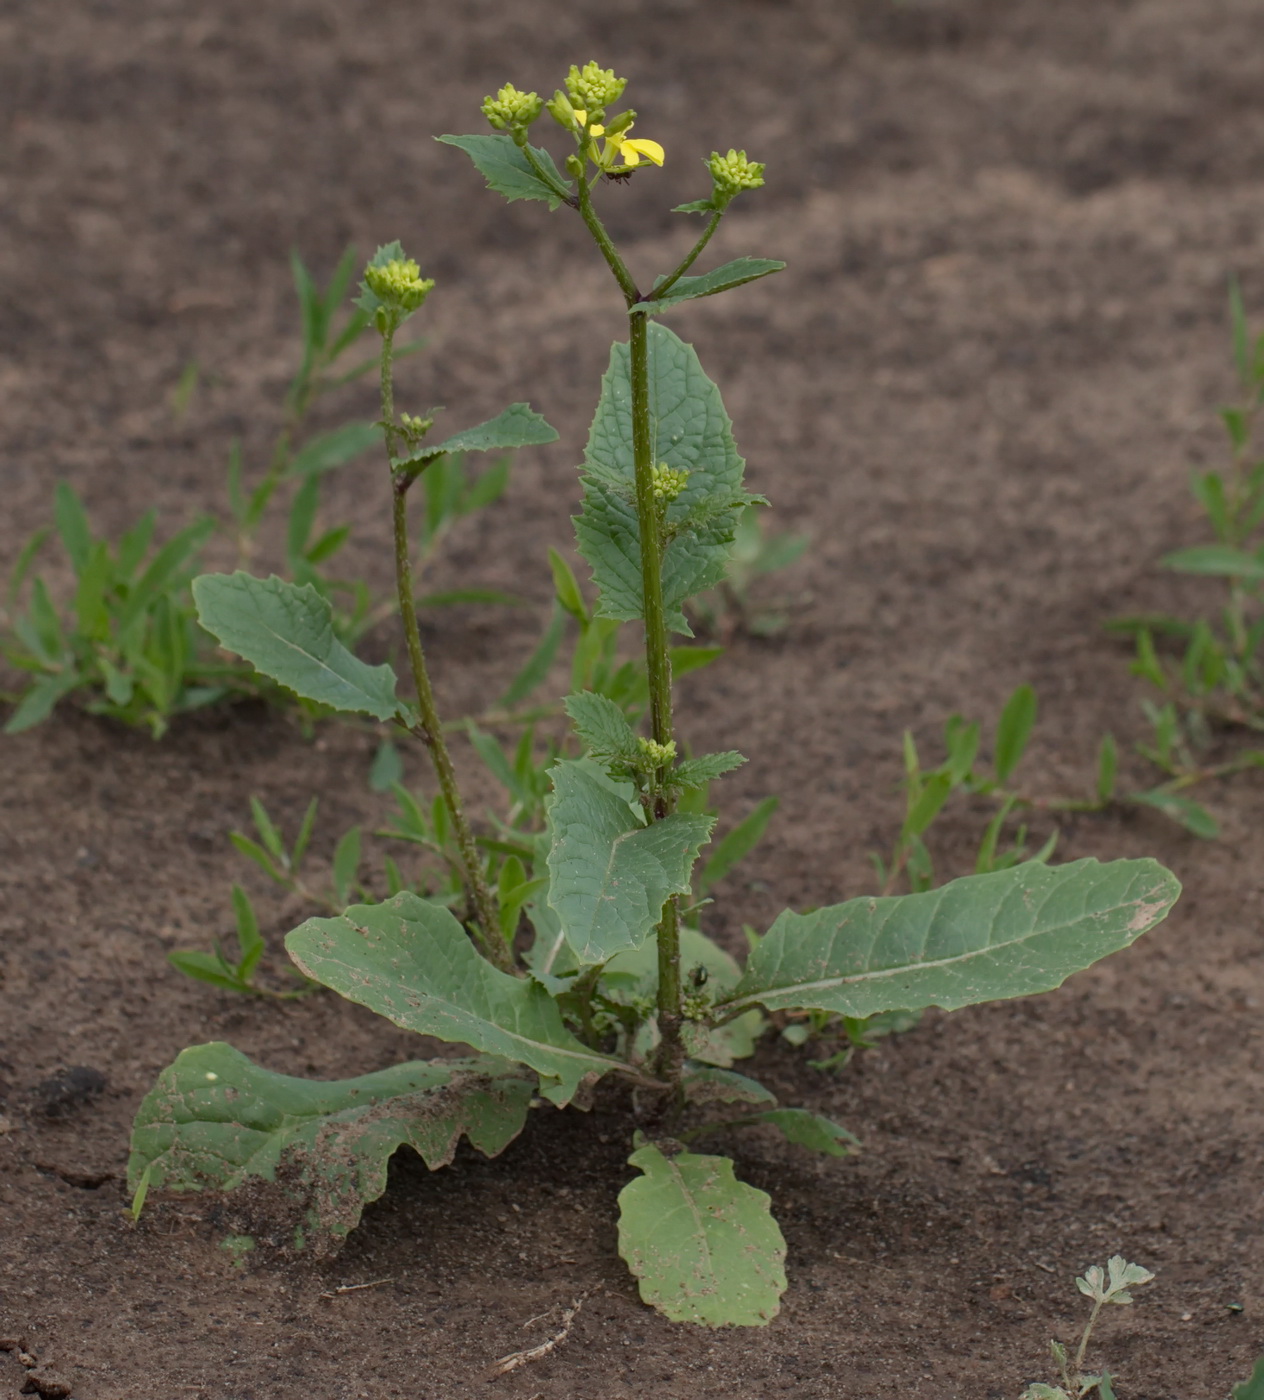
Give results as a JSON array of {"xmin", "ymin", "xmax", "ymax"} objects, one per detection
[
  {"xmin": 1112, "ymin": 282, "xmax": 1264, "ymax": 807},
  {"xmin": 129, "ymin": 65, "xmax": 1180, "ymax": 1326},
  {"xmin": 1021, "ymin": 1256, "xmax": 1153, "ymax": 1400},
  {"xmin": 0, "ymin": 249, "xmax": 512, "ymax": 736},
  {"xmin": 685, "ymin": 502, "xmax": 809, "ymax": 639}
]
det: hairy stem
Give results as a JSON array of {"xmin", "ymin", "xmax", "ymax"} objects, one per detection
[
  {"xmin": 651, "ymin": 210, "xmax": 724, "ymax": 301},
  {"xmin": 380, "ymin": 326, "xmax": 512, "ymax": 971}
]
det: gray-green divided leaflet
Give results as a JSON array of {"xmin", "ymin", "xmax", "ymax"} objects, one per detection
[
  {"xmin": 718, "ymin": 858, "xmax": 1179, "ymax": 1019},
  {"xmin": 574, "ymin": 322, "xmax": 756, "ymax": 633},
  {"xmin": 617, "ymin": 1143, "xmax": 787, "ymax": 1326},
  {"xmin": 436, "ymin": 134, "xmax": 573, "ymax": 208},
  {"xmin": 128, "ymin": 1042, "xmax": 532, "ymax": 1253},
  {"xmin": 285, "ymin": 891, "xmax": 621, "ymax": 1105},
  {"xmin": 545, "ymin": 759, "xmax": 714, "ymax": 963},
  {"xmin": 193, "ymin": 572, "xmax": 399, "ymax": 720}
]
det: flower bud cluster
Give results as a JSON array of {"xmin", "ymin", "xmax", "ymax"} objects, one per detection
[
  {"xmin": 565, "ymin": 62, "xmax": 626, "ymax": 115},
  {"xmin": 637, "ymin": 736, "xmax": 677, "ymax": 769},
  {"xmin": 364, "ymin": 258, "xmax": 434, "ymax": 313},
  {"xmin": 481, "ymin": 83, "xmax": 544, "ymax": 132},
  {"xmin": 708, "ymin": 149, "xmax": 766, "ymax": 200},
  {"xmin": 651, "ymin": 462, "xmax": 690, "ymax": 504}
]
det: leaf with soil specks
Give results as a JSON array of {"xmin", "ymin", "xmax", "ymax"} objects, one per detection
[
  {"xmin": 717, "ymin": 858, "xmax": 1179, "ymax": 1019},
  {"xmin": 286, "ymin": 891, "xmax": 621, "ymax": 1105},
  {"xmin": 128, "ymin": 1042, "xmax": 533, "ymax": 1251},
  {"xmin": 193, "ymin": 572, "xmax": 399, "ymax": 719},
  {"xmin": 617, "ymin": 1142, "xmax": 787, "ymax": 1326},
  {"xmin": 1233, "ymin": 1357, "xmax": 1264, "ymax": 1400}
]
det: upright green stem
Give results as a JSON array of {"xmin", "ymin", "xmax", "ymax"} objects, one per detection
[
  {"xmin": 651, "ymin": 210, "xmax": 723, "ymax": 302},
  {"xmin": 380, "ymin": 326, "xmax": 512, "ymax": 972}
]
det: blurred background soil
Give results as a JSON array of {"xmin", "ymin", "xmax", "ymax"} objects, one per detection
[{"xmin": 1, "ymin": 2, "xmax": 1263, "ymax": 1396}]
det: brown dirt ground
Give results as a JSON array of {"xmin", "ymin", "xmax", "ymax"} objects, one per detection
[{"xmin": 2, "ymin": 1, "xmax": 1264, "ymax": 1397}]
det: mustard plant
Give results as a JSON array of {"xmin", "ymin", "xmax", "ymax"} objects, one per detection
[{"xmin": 130, "ymin": 65, "xmax": 1180, "ymax": 1327}]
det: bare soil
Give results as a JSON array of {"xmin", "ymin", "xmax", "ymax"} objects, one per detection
[{"xmin": 2, "ymin": 2, "xmax": 1263, "ymax": 1397}]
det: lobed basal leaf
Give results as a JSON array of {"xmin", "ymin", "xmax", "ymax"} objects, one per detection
[
  {"xmin": 617, "ymin": 1141, "xmax": 787, "ymax": 1326},
  {"xmin": 128, "ymin": 1042, "xmax": 533, "ymax": 1254},
  {"xmin": 285, "ymin": 891, "xmax": 622, "ymax": 1106}
]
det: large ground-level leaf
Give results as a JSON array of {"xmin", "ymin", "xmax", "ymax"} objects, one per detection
[
  {"xmin": 717, "ymin": 858, "xmax": 1179, "ymax": 1020},
  {"xmin": 286, "ymin": 892, "xmax": 621, "ymax": 1105},
  {"xmin": 193, "ymin": 572, "xmax": 399, "ymax": 719},
  {"xmin": 617, "ymin": 1142, "xmax": 787, "ymax": 1326},
  {"xmin": 545, "ymin": 759, "xmax": 714, "ymax": 963},
  {"xmin": 128, "ymin": 1042, "xmax": 533, "ymax": 1252}
]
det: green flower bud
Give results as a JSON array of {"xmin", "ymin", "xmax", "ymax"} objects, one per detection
[
  {"xmin": 650, "ymin": 462, "xmax": 690, "ymax": 504},
  {"xmin": 637, "ymin": 736, "xmax": 677, "ymax": 769},
  {"xmin": 363, "ymin": 257, "xmax": 434, "ymax": 313},
  {"xmin": 708, "ymin": 149, "xmax": 766, "ymax": 201},
  {"xmin": 564, "ymin": 61, "xmax": 626, "ymax": 116},
  {"xmin": 565, "ymin": 151, "xmax": 585, "ymax": 179},
  {"xmin": 547, "ymin": 90, "xmax": 583, "ymax": 131},
  {"xmin": 481, "ymin": 83, "xmax": 544, "ymax": 132}
]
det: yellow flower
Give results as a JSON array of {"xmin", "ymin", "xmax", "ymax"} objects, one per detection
[{"xmin": 602, "ymin": 128, "xmax": 665, "ymax": 170}]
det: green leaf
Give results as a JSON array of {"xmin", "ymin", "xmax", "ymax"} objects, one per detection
[
  {"xmin": 617, "ymin": 1143, "xmax": 787, "ymax": 1326},
  {"xmin": 398, "ymin": 403, "xmax": 559, "ymax": 470},
  {"xmin": 1130, "ymin": 789, "xmax": 1219, "ymax": 839},
  {"xmin": 166, "ymin": 950, "xmax": 250, "ymax": 994},
  {"xmin": 575, "ymin": 323, "xmax": 756, "ymax": 633},
  {"xmin": 436, "ymin": 134, "xmax": 573, "ymax": 208},
  {"xmin": 1096, "ymin": 733, "xmax": 1118, "ymax": 803},
  {"xmin": 741, "ymin": 1108, "xmax": 859, "ymax": 1157},
  {"xmin": 549, "ymin": 547, "xmax": 588, "ymax": 621},
  {"xmin": 1233, "ymin": 1356, "xmax": 1264, "ymax": 1400},
  {"xmin": 681, "ymin": 1066, "xmax": 776, "ymax": 1107},
  {"xmin": 498, "ymin": 600, "xmax": 566, "ymax": 709},
  {"xmin": 544, "ymin": 760, "xmax": 714, "ymax": 963},
  {"xmin": 563, "ymin": 690, "xmax": 638, "ymax": 764},
  {"xmin": 230, "ymin": 883, "xmax": 264, "ymax": 976},
  {"xmin": 127, "ymin": 1042, "xmax": 533, "ymax": 1252},
  {"xmin": 718, "ymin": 858, "xmax": 1180, "ymax": 1020},
  {"xmin": 3, "ymin": 670, "xmax": 80, "ymax": 734},
  {"xmin": 1161, "ymin": 544, "xmax": 1264, "ymax": 581},
  {"xmin": 697, "ymin": 795, "xmax": 778, "ymax": 897},
  {"xmin": 671, "ymin": 751, "xmax": 746, "ymax": 790},
  {"xmin": 636, "ymin": 258, "xmax": 786, "ymax": 315},
  {"xmin": 286, "ymin": 891, "xmax": 620, "ymax": 1105},
  {"xmin": 331, "ymin": 826, "xmax": 361, "ymax": 905},
  {"xmin": 287, "ymin": 421, "xmax": 382, "ymax": 477},
  {"xmin": 369, "ymin": 740, "xmax": 404, "ymax": 793},
  {"xmin": 673, "ymin": 199, "xmax": 718, "ymax": 215},
  {"xmin": 193, "ymin": 572, "xmax": 399, "ymax": 720},
  {"xmin": 994, "ymin": 684, "xmax": 1037, "ymax": 783},
  {"xmin": 53, "ymin": 482, "xmax": 93, "ymax": 571}
]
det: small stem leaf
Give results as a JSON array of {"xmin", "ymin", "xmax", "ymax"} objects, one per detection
[
  {"xmin": 617, "ymin": 1143, "xmax": 787, "ymax": 1326},
  {"xmin": 549, "ymin": 547, "xmax": 589, "ymax": 621},
  {"xmin": 193, "ymin": 572, "xmax": 399, "ymax": 720},
  {"xmin": 127, "ymin": 1042, "xmax": 533, "ymax": 1251},
  {"xmin": 576, "ymin": 324, "xmax": 757, "ymax": 633},
  {"xmin": 286, "ymin": 422, "xmax": 382, "ymax": 478},
  {"xmin": 681, "ymin": 1066, "xmax": 777, "ymax": 1107},
  {"xmin": 739, "ymin": 1108, "xmax": 859, "ymax": 1157},
  {"xmin": 396, "ymin": 403, "xmax": 559, "ymax": 470},
  {"xmin": 545, "ymin": 760, "xmax": 714, "ymax": 963},
  {"xmin": 671, "ymin": 751, "xmax": 746, "ymax": 790},
  {"xmin": 696, "ymin": 795, "xmax": 778, "ymax": 898},
  {"xmin": 563, "ymin": 690, "xmax": 639, "ymax": 764},
  {"xmin": 436, "ymin": 133, "xmax": 573, "ymax": 208},
  {"xmin": 634, "ymin": 258, "xmax": 786, "ymax": 315},
  {"xmin": 994, "ymin": 683, "xmax": 1037, "ymax": 783},
  {"xmin": 285, "ymin": 891, "xmax": 621, "ymax": 1105},
  {"xmin": 718, "ymin": 858, "xmax": 1180, "ymax": 1020}
]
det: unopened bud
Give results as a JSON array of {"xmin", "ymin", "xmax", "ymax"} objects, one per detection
[
  {"xmin": 481, "ymin": 83, "xmax": 544, "ymax": 132},
  {"xmin": 651, "ymin": 462, "xmax": 690, "ymax": 504},
  {"xmin": 708, "ymin": 149, "xmax": 766, "ymax": 201},
  {"xmin": 637, "ymin": 736, "xmax": 677, "ymax": 769},
  {"xmin": 363, "ymin": 257, "xmax": 434, "ymax": 314},
  {"xmin": 564, "ymin": 61, "xmax": 626, "ymax": 115}
]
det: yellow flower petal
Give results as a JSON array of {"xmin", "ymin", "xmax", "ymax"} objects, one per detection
[{"xmin": 620, "ymin": 138, "xmax": 664, "ymax": 167}]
